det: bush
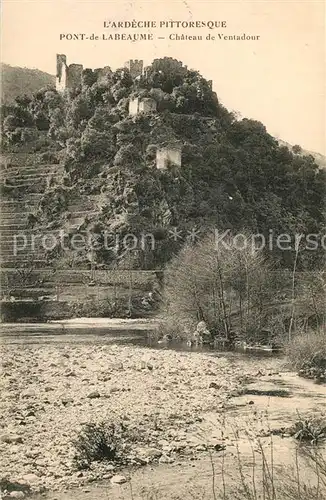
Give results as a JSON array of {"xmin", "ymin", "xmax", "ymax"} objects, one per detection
[
  {"xmin": 69, "ymin": 298, "xmax": 127, "ymax": 318},
  {"xmin": 38, "ymin": 151, "xmax": 59, "ymax": 164},
  {"xmin": 72, "ymin": 422, "xmax": 123, "ymax": 470},
  {"xmin": 286, "ymin": 328, "xmax": 326, "ymax": 382},
  {"xmin": 68, "ymin": 293, "xmax": 158, "ymax": 319},
  {"xmin": 290, "ymin": 416, "xmax": 326, "ymax": 444}
]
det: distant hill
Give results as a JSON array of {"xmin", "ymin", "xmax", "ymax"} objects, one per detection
[
  {"xmin": 1, "ymin": 63, "xmax": 55, "ymax": 104},
  {"xmin": 278, "ymin": 139, "xmax": 326, "ymax": 170}
]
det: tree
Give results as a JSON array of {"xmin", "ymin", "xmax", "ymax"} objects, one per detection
[
  {"xmin": 82, "ymin": 68, "xmax": 97, "ymax": 88},
  {"xmin": 145, "ymin": 57, "xmax": 187, "ymax": 93},
  {"xmin": 292, "ymin": 144, "xmax": 302, "ymax": 154},
  {"xmin": 162, "ymin": 231, "xmax": 277, "ymax": 342}
]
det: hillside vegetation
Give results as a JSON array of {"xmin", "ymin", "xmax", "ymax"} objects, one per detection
[
  {"xmin": 2, "ymin": 57, "xmax": 325, "ymax": 272},
  {"xmin": 278, "ymin": 139, "xmax": 326, "ymax": 170}
]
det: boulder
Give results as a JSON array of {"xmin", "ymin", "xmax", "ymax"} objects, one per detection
[
  {"xmin": 196, "ymin": 321, "xmax": 208, "ymax": 334},
  {"xmin": 189, "ymin": 321, "xmax": 212, "ymax": 344}
]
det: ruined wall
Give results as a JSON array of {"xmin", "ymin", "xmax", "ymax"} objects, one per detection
[
  {"xmin": 139, "ymin": 98, "xmax": 157, "ymax": 114},
  {"xmin": 94, "ymin": 66, "xmax": 112, "ymax": 81},
  {"xmin": 156, "ymin": 145, "xmax": 182, "ymax": 170},
  {"xmin": 129, "ymin": 97, "xmax": 157, "ymax": 116},
  {"xmin": 129, "ymin": 98, "xmax": 140, "ymax": 116},
  {"xmin": 57, "ymin": 56, "xmax": 212, "ymax": 94}
]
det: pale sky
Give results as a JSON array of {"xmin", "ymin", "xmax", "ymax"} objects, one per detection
[{"xmin": 1, "ymin": 0, "xmax": 325, "ymax": 154}]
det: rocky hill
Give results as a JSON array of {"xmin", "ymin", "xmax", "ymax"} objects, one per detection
[{"xmin": 1, "ymin": 57, "xmax": 325, "ymax": 311}]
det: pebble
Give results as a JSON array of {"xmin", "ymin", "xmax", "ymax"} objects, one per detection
[
  {"xmin": 159, "ymin": 454, "xmax": 175, "ymax": 464},
  {"xmin": 21, "ymin": 389, "xmax": 36, "ymax": 399},
  {"xmin": 8, "ymin": 492, "xmax": 25, "ymax": 499},
  {"xmin": 87, "ymin": 391, "xmax": 101, "ymax": 399},
  {"xmin": 25, "ymin": 451, "xmax": 40, "ymax": 459},
  {"xmin": 110, "ymin": 474, "xmax": 127, "ymax": 484},
  {"xmin": 1, "ymin": 434, "xmax": 24, "ymax": 444},
  {"xmin": 21, "ymin": 473, "xmax": 40, "ymax": 483},
  {"xmin": 61, "ymin": 397, "xmax": 74, "ymax": 406},
  {"xmin": 136, "ymin": 447, "xmax": 162, "ymax": 460}
]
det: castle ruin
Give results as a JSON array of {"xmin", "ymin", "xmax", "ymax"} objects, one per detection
[
  {"xmin": 56, "ymin": 56, "xmax": 212, "ymax": 93},
  {"xmin": 56, "ymin": 55, "xmax": 146, "ymax": 91}
]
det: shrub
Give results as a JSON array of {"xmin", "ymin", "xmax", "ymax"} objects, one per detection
[
  {"xmin": 286, "ymin": 328, "xmax": 326, "ymax": 382},
  {"xmin": 290, "ymin": 416, "xmax": 326, "ymax": 444},
  {"xmin": 38, "ymin": 151, "xmax": 59, "ymax": 164},
  {"xmin": 72, "ymin": 422, "xmax": 123, "ymax": 470},
  {"xmin": 68, "ymin": 298, "xmax": 127, "ymax": 318}
]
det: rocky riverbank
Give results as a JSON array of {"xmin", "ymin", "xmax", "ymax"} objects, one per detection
[
  {"xmin": 2, "ymin": 338, "xmax": 324, "ymax": 499},
  {"xmin": 0, "ymin": 340, "xmax": 287, "ymax": 497}
]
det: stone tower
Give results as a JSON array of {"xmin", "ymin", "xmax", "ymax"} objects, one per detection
[
  {"xmin": 56, "ymin": 54, "xmax": 83, "ymax": 92},
  {"xmin": 124, "ymin": 59, "xmax": 144, "ymax": 79},
  {"xmin": 56, "ymin": 54, "xmax": 68, "ymax": 92}
]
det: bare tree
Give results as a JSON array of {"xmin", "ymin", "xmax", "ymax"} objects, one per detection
[{"xmin": 162, "ymin": 231, "xmax": 273, "ymax": 343}]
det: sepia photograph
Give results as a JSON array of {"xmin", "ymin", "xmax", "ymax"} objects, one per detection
[{"xmin": 1, "ymin": 0, "xmax": 325, "ymax": 499}]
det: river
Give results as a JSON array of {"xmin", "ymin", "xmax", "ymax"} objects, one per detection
[{"xmin": 1, "ymin": 320, "xmax": 325, "ymax": 500}]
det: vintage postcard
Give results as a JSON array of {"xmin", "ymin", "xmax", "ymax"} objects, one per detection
[{"xmin": 1, "ymin": 0, "xmax": 325, "ymax": 499}]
